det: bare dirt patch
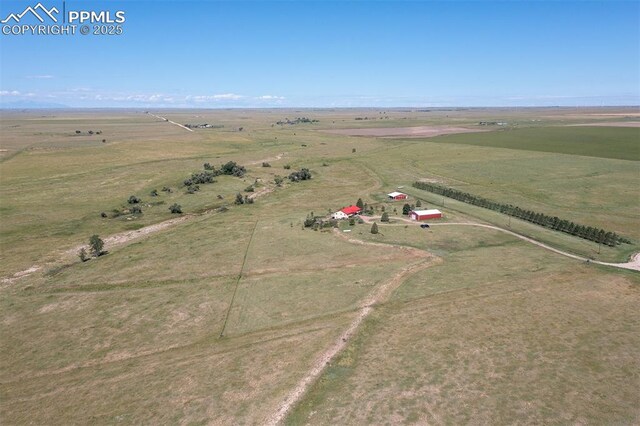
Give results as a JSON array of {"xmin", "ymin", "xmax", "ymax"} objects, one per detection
[
  {"xmin": 1, "ymin": 266, "xmax": 42, "ymax": 285},
  {"xmin": 247, "ymin": 152, "xmax": 286, "ymax": 166},
  {"xmin": 321, "ymin": 126, "xmax": 489, "ymax": 138}
]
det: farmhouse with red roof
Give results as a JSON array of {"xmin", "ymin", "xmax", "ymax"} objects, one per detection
[{"xmin": 340, "ymin": 205, "xmax": 362, "ymax": 216}]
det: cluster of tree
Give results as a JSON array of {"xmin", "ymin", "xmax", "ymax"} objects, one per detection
[
  {"xmin": 276, "ymin": 117, "xmax": 319, "ymax": 125},
  {"xmin": 202, "ymin": 161, "xmax": 247, "ymax": 177},
  {"xmin": 354, "ymin": 116, "xmax": 389, "ymax": 121},
  {"xmin": 78, "ymin": 235, "xmax": 106, "ymax": 262},
  {"xmin": 184, "ymin": 161, "xmax": 247, "ymax": 188},
  {"xmin": 169, "ymin": 203, "xmax": 182, "ymax": 214},
  {"xmin": 184, "ymin": 170, "xmax": 216, "ymax": 186},
  {"xmin": 355, "ymin": 198, "xmax": 375, "ymax": 215},
  {"xmin": 288, "ymin": 168, "xmax": 312, "ymax": 182},
  {"xmin": 74, "ymin": 130, "xmax": 102, "ymax": 135},
  {"xmin": 412, "ymin": 181, "xmax": 631, "ymax": 246},
  {"xmin": 234, "ymin": 193, "xmax": 254, "ymax": 205},
  {"xmin": 303, "ymin": 212, "xmax": 337, "ymax": 230}
]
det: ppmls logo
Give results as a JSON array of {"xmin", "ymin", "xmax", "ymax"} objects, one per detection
[
  {"xmin": 1, "ymin": 2, "xmax": 126, "ymax": 36},
  {"xmin": 1, "ymin": 3, "xmax": 59, "ymax": 23}
]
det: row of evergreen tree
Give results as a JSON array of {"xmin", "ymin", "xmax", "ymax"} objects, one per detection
[{"xmin": 412, "ymin": 181, "xmax": 631, "ymax": 247}]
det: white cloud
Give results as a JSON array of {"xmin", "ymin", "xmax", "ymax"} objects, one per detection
[
  {"xmin": 212, "ymin": 93, "xmax": 244, "ymax": 100},
  {"xmin": 257, "ymin": 95, "xmax": 285, "ymax": 100},
  {"xmin": 26, "ymin": 75, "xmax": 54, "ymax": 79},
  {"xmin": 187, "ymin": 93, "xmax": 245, "ymax": 102},
  {"xmin": 0, "ymin": 90, "xmax": 22, "ymax": 96}
]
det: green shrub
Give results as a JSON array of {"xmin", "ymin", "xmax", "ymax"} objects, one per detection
[
  {"xmin": 370, "ymin": 222, "xmax": 379, "ymax": 234},
  {"xmin": 128, "ymin": 195, "xmax": 141, "ymax": 204},
  {"xmin": 89, "ymin": 235, "xmax": 105, "ymax": 257},
  {"xmin": 288, "ymin": 168, "xmax": 312, "ymax": 182}
]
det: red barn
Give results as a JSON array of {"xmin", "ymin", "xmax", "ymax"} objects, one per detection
[
  {"xmin": 387, "ymin": 191, "xmax": 408, "ymax": 200},
  {"xmin": 410, "ymin": 209, "xmax": 442, "ymax": 221},
  {"xmin": 341, "ymin": 205, "xmax": 362, "ymax": 216}
]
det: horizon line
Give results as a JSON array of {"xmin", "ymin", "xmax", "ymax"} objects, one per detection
[{"xmin": 2, "ymin": 105, "xmax": 639, "ymax": 111}]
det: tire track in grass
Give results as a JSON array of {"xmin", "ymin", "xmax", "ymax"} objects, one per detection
[
  {"xmin": 267, "ymin": 212, "xmax": 638, "ymax": 424},
  {"xmin": 360, "ymin": 215, "xmax": 640, "ymax": 272},
  {"xmin": 264, "ymin": 230, "xmax": 441, "ymax": 425},
  {"xmin": 219, "ymin": 220, "xmax": 258, "ymax": 338}
]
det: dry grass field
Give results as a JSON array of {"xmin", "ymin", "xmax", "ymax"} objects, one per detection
[{"xmin": 1, "ymin": 107, "xmax": 638, "ymax": 424}]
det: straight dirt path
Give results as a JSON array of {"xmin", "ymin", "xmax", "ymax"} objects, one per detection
[
  {"xmin": 265, "ymin": 230, "xmax": 439, "ymax": 425},
  {"xmin": 147, "ymin": 112, "xmax": 194, "ymax": 132}
]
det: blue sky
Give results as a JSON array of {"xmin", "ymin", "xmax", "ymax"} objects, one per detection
[{"xmin": 0, "ymin": 0, "xmax": 638, "ymax": 107}]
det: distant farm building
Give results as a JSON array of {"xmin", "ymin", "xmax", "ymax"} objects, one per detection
[
  {"xmin": 387, "ymin": 191, "xmax": 408, "ymax": 200},
  {"xmin": 410, "ymin": 209, "xmax": 442, "ymax": 221},
  {"xmin": 340, "ymin": 205, "xmax": 362, "ymax": 216},
  {"xmin": 331, "ymin": 211, "xmax": 349, "ymax": 220}
]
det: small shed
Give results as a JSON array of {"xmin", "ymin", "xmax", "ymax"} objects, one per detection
[
  {"xmin": 387, "ymin": 191, "xmax": 408, "ymax": 200},
  {"xmin": 331, "ymin": 211, "xmax": 349, "ymax": 220},
  {"xmin": 410, "ymin": 209, "xmax": 442, "ymax": 221},
  {"xmin": 341, "ymin": 205, "xmax": 362, "ymax": 216}
]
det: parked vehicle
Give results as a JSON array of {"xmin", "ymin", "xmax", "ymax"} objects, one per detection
[{"xmin": 420, "ymin": 223, "xmax": 430, "ymax": 229}]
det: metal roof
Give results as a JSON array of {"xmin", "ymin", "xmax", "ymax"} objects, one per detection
[{"xmin": 411, "ymin": 209, "xmax": 442, "ymax": 215}]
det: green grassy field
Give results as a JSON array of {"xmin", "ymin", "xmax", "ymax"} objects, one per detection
[
  {"xmin": 288, "ymin": 242, "xmax": 640, "ymax": 425},
  {"xmin": 419, "ymin": 126, "xmax": 640, "ymax": 160},
  {"xmin": 1, "ymin": 107, "xmax": 638, "ymax": 424}
]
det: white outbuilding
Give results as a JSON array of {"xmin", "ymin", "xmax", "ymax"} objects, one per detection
[{"xmin": 331, "ymin": 211, "xmax": 349, "ymax": 220}]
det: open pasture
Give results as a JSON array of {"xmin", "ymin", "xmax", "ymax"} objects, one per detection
[{"xmin": 1, "ymin": 107, "xmax": 638, "ymax": 424}]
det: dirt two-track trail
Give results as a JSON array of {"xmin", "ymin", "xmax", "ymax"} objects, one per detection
[
  {"xmin": 1, "ymin": 153, "xmax": 288, "ymax": 286},
  {"xmin": 358, "ymin": 215, "xmax": 640, "ymax": 272},
  {"xmin": 264, "ymin": 230, "xmax": 441, "ymax": 426},
  {"xmin": 265, "ymin": 217, "xmax": 639, "ymax": 425}
]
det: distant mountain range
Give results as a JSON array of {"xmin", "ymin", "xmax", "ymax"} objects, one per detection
[{"xmin": 0, "ymin": 100, "xmax": 71, "ymax": 109}]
